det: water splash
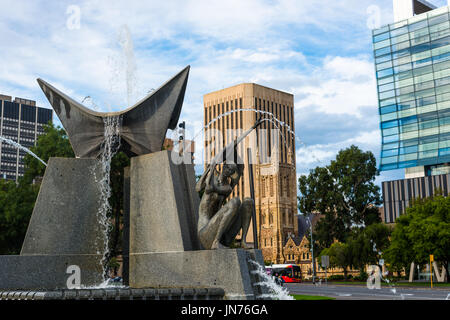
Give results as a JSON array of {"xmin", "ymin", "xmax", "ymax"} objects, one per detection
[
  {"xmin": 248, "ymin": 260, "xmax": 293, "ymax": 300},
  {"xmin": 174, "ymin": 108, "xmax": 297, "ymax": 164},
  {"xmin": 93, "ymin": 116, "xmax": 122, "ymax": 283},
  {"xmin": 0, "ymin": 136, "xmax": 47, "ymax": 167},
  {"xmin": 82, "ymin": 96, "xmax": 102, "ymax": 112},
  {"xmin": 118, "ymin": 25, "xmax": 137, "ymax": 108},
  {"xmin": 83, "ymin": 278, "xmax": 126, "ymax": 289}
]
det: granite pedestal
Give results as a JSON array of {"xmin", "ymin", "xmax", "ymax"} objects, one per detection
[
  {"xmin": 125, "ymin": 151, "xmax": 268, "ymax": 299},
  {"xmin": 0, "ymin": 158, "xmax": 105, "ymax": 290}
]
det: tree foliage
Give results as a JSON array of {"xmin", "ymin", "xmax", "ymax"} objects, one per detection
[
  {"xmin": 318, "ymin": 223, "xmax": 391, "ymax": 277},
  {"xmin": 298, "ymin": 145, "xmax": 382, "ymax": 252},
  {"xmin": 348, "ymin": 223, "xmax": 391, "ymax": 272},
  {"xmin": 319, "ymin": 242, "xmax": 352, "ymax": 280},
  {"xmin": 0, "ymin": 179, "xmax": 39, "ymax": 254},
  {"xmin": 23, "ymin": 124, "xmax": 74, "ymax": 184},
  {"xmin": 384, "ymin": 195, "xmax": 450, "ymax": 281}
]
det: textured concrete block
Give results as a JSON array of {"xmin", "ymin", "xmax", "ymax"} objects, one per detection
[
  {"xmin": 0, "ymin": 254, "xmax": 103, "ymax": 290},
  {"xmin": 21, "ymin": 158, "xmax": 104, "ymax": 255},
  {"xmin": 129, "ymin": 151, "xmax": 201, "ymax": 253},
  {"xmin": 129, "ymin": 249, "xmax": 267, "ymax": 300}
]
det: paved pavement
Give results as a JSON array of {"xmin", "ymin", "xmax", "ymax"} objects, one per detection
[{"xmin": 285, "ymin": 283, "xmax": 450, "ymax": 300}]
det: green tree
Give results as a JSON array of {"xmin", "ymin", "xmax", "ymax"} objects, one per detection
[
  {"xmin": 385, "ymin": 195, "xmax": 450, "ymax": 281},
  {"xmin": 348, "ymin": 223, "xmax": 391, "ymax": 273},
  {"xmin": 23, "ymin": 123, "xmax": 74, "ymax": 184},
  {"xmin": 383, "ymin": 215, "xmax": 414, "ymax": 276},
  {"xmin": 0, "ymin": 179, "xmax": 39, "ymax": 254},
  {"xmin": 319, "ymin": 242, "xmax": 352, "ymax": 280},
  {"xmin": 298, "ymin": 145, "xmax": 382, "ymax": 252}
]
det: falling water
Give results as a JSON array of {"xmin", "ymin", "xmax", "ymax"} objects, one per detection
[
  {"xmin": 94, "ymin": 116, "xmax": 122, "ymax": 283},
  {"xmin": 0, "ymin": 136, "xmax": 47, "ymax": 167},
  {"xmin": 248, "ymin": 260, "xmax": 294, "ymax": 300}
]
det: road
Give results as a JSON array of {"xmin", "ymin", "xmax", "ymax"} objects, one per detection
[{"xmin": 285, "ymin": 283, "xmax": 450, "ymax": 300}]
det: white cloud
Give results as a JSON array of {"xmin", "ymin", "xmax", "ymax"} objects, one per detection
[
  {"xmin": 0, "ymin": 0, "xmax": 396, "ymax": 183},
  {"xmin": 293, "ymin": 55, "xmax": 378, "ymax": 117}
]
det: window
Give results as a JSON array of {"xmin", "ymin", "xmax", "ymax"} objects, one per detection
[
  {"xmin": 429, "ymin": 14, "xmax": 449, "ymax": 27},
  {"xmin": 373, "ymin": 31, "xmax": 389, "ymax": 43},
  {"xmin": 269, "ymin": 176, "xmax": 274, "ymax": 197}
]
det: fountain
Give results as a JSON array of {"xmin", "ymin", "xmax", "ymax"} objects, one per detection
[{"xmin": 0, "ymin": 66, "xmax": 271, "ymax": 300}]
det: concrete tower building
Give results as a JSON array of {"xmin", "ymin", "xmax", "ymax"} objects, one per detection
[
  {"xmin": 0, "ymin": 94, "xmax": 52, "ymax": 182},
  {"xmin": 203, "ymin": 83, "xmax": 298, "ymax": 263}
]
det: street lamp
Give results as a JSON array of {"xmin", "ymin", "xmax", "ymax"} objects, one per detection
[{"xmin": 306, "ymin": 214, "xmax": 316, "ymax": 283}]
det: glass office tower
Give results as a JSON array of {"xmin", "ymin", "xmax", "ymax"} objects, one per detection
[
  {"xmin": 374, "ymin": 5, "xmax": 450, "ymax": 172},
  {"xmin": 373, "ymin": 4, "xmax": 450, "ymax": 222}
]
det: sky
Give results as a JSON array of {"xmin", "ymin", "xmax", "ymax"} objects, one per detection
[{"xmin": 1, "ymin": 0, "xmax": 449, "ymax": 186}]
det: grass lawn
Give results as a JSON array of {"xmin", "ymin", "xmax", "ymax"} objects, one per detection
[{"xmin": 291, "ymin": 294, "xmax": 335, "ymax": 300}]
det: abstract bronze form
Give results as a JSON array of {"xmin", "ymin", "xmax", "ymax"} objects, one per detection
[
  {"xmin": 196, "ymin": 119, "xmax": 263, "ymax": 249},
  {"xmin": 37, "ymin": 66, "xmax": 190, "ymax": 158}
]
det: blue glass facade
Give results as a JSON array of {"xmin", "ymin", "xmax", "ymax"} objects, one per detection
[{"xmin": 373, "ymin": 6, "xmax": 450, "ymax": 171}]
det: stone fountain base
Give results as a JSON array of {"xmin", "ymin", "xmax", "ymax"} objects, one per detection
[
  {"xmin": 0, "ymin": 254, "xmax": 103, "ymax": 291},
  {"xmin": 0, "ymin": 287, "xmax": 225, "ymax": 300},
  {"xmin": 129, "ymin": 249, "xmax": 268, "ymax": 300}
]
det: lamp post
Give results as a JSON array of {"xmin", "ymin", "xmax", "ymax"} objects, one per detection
[{"xmin": 306, "ymin": 214, "xmax": 316, "ymax": 283}]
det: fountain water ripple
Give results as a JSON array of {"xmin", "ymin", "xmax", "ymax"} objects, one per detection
[{"xmin": 0, "ymin": 136, "xmax": 47, "ymax": 167}]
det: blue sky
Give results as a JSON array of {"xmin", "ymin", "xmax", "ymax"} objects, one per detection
[{"xmin": 1, "ymin": 0, "xmax": 449, "ymax": 185}]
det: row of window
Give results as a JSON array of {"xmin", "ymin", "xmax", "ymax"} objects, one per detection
[
  {"xmin": 378, "ymin": 68, "xmax": 450, "ymax": 95},
  {"xmin": 380, "ymin": 102, "xmax": 450, "ymax": 125},
  {"xmin": 374, "ymin": 24, "xmax": 450, "ymax": 55},
  {"xmin": 375, "ymin": 31, "xmax": 450, "ymax": 58},
  {"xmin": 381, "ymin": 147, "xmax": 450, "ymax": 164},
  {"xmin": 381, "ymin": 139, "xmax": 450, "ymax": 157},
  {"xmin": 382, "ymin": 124, "xmax": 450, "ymax": 144},
  {"xmin": 377, "ymin": 59, "xmax": 450, "ymax": 89},
  {"xmin": 376, "ymin": 47, "xmax": 450, "ymax": 80},
  {"xmin": 382, "ymin": 125, "xmax": 450, "ymax": 144},
  {"xmin": 381, "ymin": 118, "xmax": 450, "ymax": 137},
  {"xmin": 380, "ymin": 85, "xmax": 450, "ymax": 112},
  {"xmin": 373, "ymin": 11, "xmax": 450, "ymax": 41},
  {"xmin": 379, "ymin": 75, "xmax": 450, "ymax": 100},
  {"xmin": 377, "ymin": 48, "xmax": 450, "ymax": 81},
  {"xmin": 374, "ymin": 18, "xmax": 450, "ymax": 46}
]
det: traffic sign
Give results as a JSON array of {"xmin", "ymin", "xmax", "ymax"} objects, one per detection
[{"xmin": 321, "ymin": 255, "xmax": 329, "ymax": 268}]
